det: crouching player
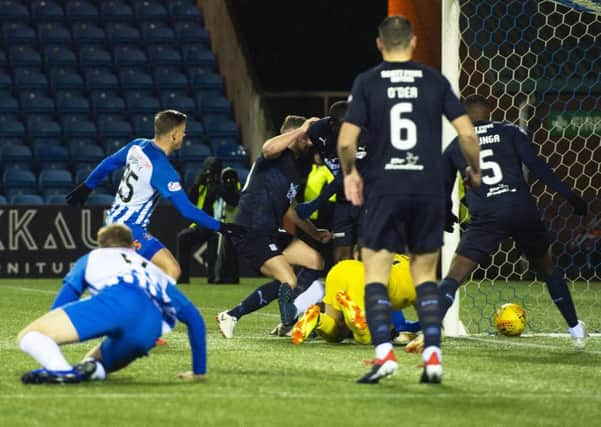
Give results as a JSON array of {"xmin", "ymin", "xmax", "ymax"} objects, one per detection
[
  {"xmin": 291, "ymin": 255, "xmax": 419, "ymax": 345},
  {"xmin": 18, "ymin": 224, "xmax": 207, "ymax": 384}
]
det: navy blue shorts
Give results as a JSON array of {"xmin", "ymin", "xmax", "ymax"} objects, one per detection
[
  {"xmin": 456, "ymin": 204, "xmax": 550, "ymax": 265},
  {"xmin": 63, "ymin": 284, "xmax": 163, "ymax": 372},
  {"xmin": 128, "ymin": 224, "xmax": 165, "ymax": 260},
  {"xmin": 360, "ymin": 195, "xmax": 444, "ymax": 254},
  {"xmin": 232, "ymin": 230, "xmax": 282, "ymax": 273},
  {"xmin": 332, "ymin": 201, "xmax": 362, "ymax": 247}
]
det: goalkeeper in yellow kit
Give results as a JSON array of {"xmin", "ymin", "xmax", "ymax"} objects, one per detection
[{"xmin": 292, "ymin": 255, "xmax": 418, "ymax": 345}]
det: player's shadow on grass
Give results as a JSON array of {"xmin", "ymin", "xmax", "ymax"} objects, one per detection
[{"xmin": 501, "ymin": 351, "xmax": 598, "ymax": 366}]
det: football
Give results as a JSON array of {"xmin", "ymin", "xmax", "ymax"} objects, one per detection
[{"xmin": 494, "ymin": 303, "xmax": 527, "ymax": 336}]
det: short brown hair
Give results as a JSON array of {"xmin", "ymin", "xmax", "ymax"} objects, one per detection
[
  {"xmin": 97, "ymin": 224, "xmax": 134, "ymax": 248},
  {"xmin": 154, "ymin": 109, "xmax": 187, "ymax": 137},
  {"xmin": 378, "ymin": 16, "xmax": 413, "ymax": 50},
  {"xmin": 280, "ymin": 115, "xmax": 306, "ymax": 134}
]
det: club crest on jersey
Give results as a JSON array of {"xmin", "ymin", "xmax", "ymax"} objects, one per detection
[
  {"xmin": 167, "ymin": 181, "xmax": 181, "ymax": 192},
  {"xmin": 286, "ymin": 183, "xmax": 299, "ymax": 203}
]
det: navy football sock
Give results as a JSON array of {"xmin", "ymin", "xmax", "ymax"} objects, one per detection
[
  {"xmin": 364, "ymin": 283, "xmax": 392, "ymax": 346},
  {"xmin": 228, "ymin": 280, "xmax": 280, "ymax": 319},
  {"xmin": 295, "ymin": 268, "xmax": 322, "ymax": 294},
  {"xmin": 439, "ymin": 277, "xmax": 461, "ymax": 317},
  {"xmin": 416, "ymin": 281, "xmax": 443, "ymax": 348},
  {"xmin": 545, "ymin": 269, "xmax": 578, "ymax": 328}
]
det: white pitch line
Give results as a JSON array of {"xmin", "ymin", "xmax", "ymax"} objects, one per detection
[
  {"xmin": 460, "ymin": 336, "xmax": 601, "ymax": 355},
  {"xmin": 2, "ymin": 286, "xmax": 56, "ymax": 295}
]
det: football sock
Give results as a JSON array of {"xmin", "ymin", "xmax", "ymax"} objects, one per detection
[
  {"xmin": 316, "ymin": 313, "xmax": 342, "ymax": 343},
  {"xmin": 439, "ymin": 277, "xmax": 461, "ymax": 316},
  {"xmin": 19, "ymin": 331, "xmax": 72, "ymax": 371},
  {"xmin": 83, "ymin": 358, "xmax": 107, "ymax": 380},
  {"xmin": 423, "ymin": 346, "xmax": 442, "ymax": 364},
  {"xmin": 364, "ymin": 283, "xmax": 392, "ymax": 347},
  {"xmin": 391, "ymin": 310, "xmax": 421, "ymax": 333},
  {"xmin": 545, "ymin": 269, "xmax": 578, "ymax": 328},
  {"xmin": 415, "ymin": 282, "xmax": 443, "ymax": 348},
  {"xmin": 293, "ymin": 280, "xmax": 325, "ymax": 316},
  {"xmin": 295, "ymin": 268, "xmax": 322, "ymax": 294},
  {"xmin": 227, "ymin": 280, "xmax": 280, "ymax": 319},
  {"xmin": 375, "ymin": 343, "xmax": 393, "ymax": 360}
]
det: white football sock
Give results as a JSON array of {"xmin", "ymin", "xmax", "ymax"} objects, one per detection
[
  {"xmin": 83, "ymin": 358, "xmax": 107, "ymax": 381},
  {"xmin": 375, "ymin": 343, "xmax": 393, "ymax": 360},
  {"xmin": 423, "ymin": 346, "xmax": 442, "ymax": 363},
  {"xmin": 293, "ymin": 280, "xmax": 325, "ymax": 316},
  {"xmin": 19, "ymin": 331, "xmax": 72, "ymax": 371}
]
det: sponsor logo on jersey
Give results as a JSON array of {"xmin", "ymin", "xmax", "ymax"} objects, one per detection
[
  {"xmin": 384, "ymin": 152, "xmax": 424, "ymax": 170},
  {"xmin": 167, "ymin": 181, "xmax": 181, "ymax": 192}
]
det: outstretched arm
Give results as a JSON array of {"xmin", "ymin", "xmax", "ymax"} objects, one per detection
[
  {"xmin": 51, "ymin": 255, "xmax": 89, "ymax": 309},
  {"xmin": 85, "ymin": 142, "xmax": 133, "ymax": 189},
  {"xmin": 296, "ymin": 174, "xmax": 342, "ymax": 219}
]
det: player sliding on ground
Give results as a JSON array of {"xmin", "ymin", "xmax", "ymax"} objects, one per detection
[
  {"xmin": 291, "ymin": 254, "xmax": 420, "ymax": 345},
  {"xmin": 18, "ymin": 224, "xmax": 207, "ymax": 384}
]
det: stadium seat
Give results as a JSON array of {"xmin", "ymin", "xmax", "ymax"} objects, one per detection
[
  {"xmin": 27, "ymin": 115, "xmax": 62, "ymax": 139},
  {"xmin": 87, "ymin": 193, "xmax": 114, "ymax": 205},
  {"xmin": 65, "ymin": 0, "xmax": 99, "ymax": 23},
  {"xmin": 67, "ymin": 137, "xmax": 97, "ymax": 151},
  {"xmin": 100, "ymin": 1, "xmax": 134, "ymax": 23},
  {"xmin": 1, "ymin": 145, "xmax": 33, "ymax": 171},
  {"xmin": 30, "ymin": 138, "xmax": 62, "ymax": 151},
  {"xmin": 126, "ymin": 91, "xmax": 160, "ymax": 114},
  {"xmin": 0, "ymin": 93, "xmax": 19, "ymax": 113},
  {"xmin": 210, "ymin": 137, "xmax": 240, "ymax": 154},
  {"xmin": 71, "ymin": 145, "xmax": 104, "ymax": 166},
  {"xmin": 79, "ymin": 45, "xmax": 112, "ymax": 69},
  {"xmin": 181, "ymin": 45, "xmax": 217, "ymax": 68},
  {"xmin": 0, "ymin": 1, "xmax": 29, "ymax": 22},
  {"xmin": 97, "ymin": 114, "xmax": 132, "ymax": 138},
  {"xmin": 234, "ymin": 167, "xmax": 250, "ymax": 187},
  {"xmin": 31, "ymin": 0, "xmax": 64, "ymax": 23},
  {"xmin": 86, "ymin": 69, "xmax": 119, "ymax": 91},
  {"xmin": 9, "ymin": 46, "xmax": 42, "ymax": 68},
  {"xmin": 0, "ymin": 71, "xmax": 11, "ymax": 91},
  {"xmin": 141, "ymin": 22, "xmax": 176, "ymax": 45},
  {"xmin": 2, "ymin": 169, "xmax": 36, "ymax": 192},
  {"xmin": 10, "ymin": 194, "xmax": 45, "ymax": 205},
  {"xmin": 0, "ymin": 195, "xmax": 6, "ymax": 205},
  {"xmin": 197, "ymin": 92, "xmax": 231, "ymax": 114},
  {"xmin": 3, "ymin": 23, "xmax": 36, "ymax": 45},
  {"xmin": 103, "ymin": 137, "xmax": 129, "ymax": 155},
  {"xmin": 14, "ymin": 68, "xmax": 49, "ymax": 90},
  {"xmin": 90, "ymin": 91, "xmax": 125, "ymax": 114},
  {"xmin": 190, "ymin": 73, "xmax": 224, "ymax": 90},
  {"xmin": 62, "ymin": 115, "xmax": 97, "ymax": 139},
  {"xmin": 185, "ymin": 117, "xmax": 205, "ymax": 137},
  {"xmin": 0, "ymin": 138, "xmax": 26, "ymax": 151},
  {"xmin": 106, "ymin": 22, "xmax": 142, "ymax": 45},
  {"xmin": 168, "ymin": 1, "xmax": 203, "ymax": 23},
  {"xmin": 204, "ymin": 116, "xmax": 239, "ymax": 138},
  {"xmin": 0, "ymin": 115, "xmax": 25, "ymax": 137},
  {"xmin": 46, "ymin": 193, "xmax": 68, "ymax": 204},
  {"xmin": 119, "ymin": 68, "xmax": 154, "ymax": 90},
  {"xmin": 181, "ymin": 137, "xmax": 206, "ymax": 147},
  {"xmin": 49, "ymin": 68, "xmax": 84, "ymax": 91},
  {"xmin": 56, "ymin": 91, "xmax": 90, "ymax": 114},
  {"xmin": 160, "ymin": 91, "xmax": 195, "ymax": 111},
  {"xmin": 131, "ymin": 114, "xmax": 154, "ymax": 138},
  {"xmin": 153, "ymin": 67, "xmax": 189, "ymax": 91},
  {"xmin": 37, "ymin": 23, "xmax": 71, "ymax": 46},
  {"xmin": 147, "ymin": 45, "xmax": 181, "ymax": 67},
  {"xmin": 174, "ymin": 22, "xmax": 210, "ymax": 45},
  {"xmin": 43, "ymin": 46, "xmax": 78, "ymax": 69},
  {"xmin": 38, "ymin": 169, "xmax": 73, "ymax": 193},
  {"xmin": 0, "ymin": 50, "xmax": 7, "ymax": 68},
  {"xmin": 179, "ymin": 144, "xmax": 211, "ymax": 169},
  {"xmin": 71, "ymin": 22, "xmax": 106, "ymax": 45},
  {"xmin": 19, "ymin": 91, "xmax": 55, "ymax": 114},
  {"xmin": 113, "ymin": 45, "xmax": 147, "ymax": 68},
  {"xmin": 134, "ymin": 0, "xmax": 168, "ymax": 22}
]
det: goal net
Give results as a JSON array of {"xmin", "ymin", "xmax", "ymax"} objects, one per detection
[{"xmin": 442, "ymin": 0, "xmax": 601, "ymax": 335}]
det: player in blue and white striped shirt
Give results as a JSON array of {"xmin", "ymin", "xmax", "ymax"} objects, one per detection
[
  {"xmin": 66, "ymin": 110, "xmax": 245, "ymax": 281},
  {"xmin": 18, "ymin": 224, "xmax": 207, "ymax": 384}
]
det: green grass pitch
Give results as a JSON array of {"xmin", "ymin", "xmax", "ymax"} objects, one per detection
[{"xmin": 1, "ymin": 278, "xmax": 601, "ymax": 427}]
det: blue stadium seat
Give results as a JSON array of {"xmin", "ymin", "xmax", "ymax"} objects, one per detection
[
  {"xmin": 71, "ymin": 22, "xmax": 105, "ymax": 45},
  {"xmin": 97, "ymin": 114, "xmax": 132, "ymax": 138},
  {"xmin": 79, "ymin": 46, "xmax": 112, "ymax": 69},
  {"xmin": 46, "ymin": 193, "xmax": 68, "ymax": 204},
  {"xmin": 71, "ymin": 144, "xmax": 104, "ymax": 166},
  {"xmin": 74, "ymin": 164, "xmax": 93, "ymax": 184},
  {"xmin": 0, "ymin": 115, "xmax": 25, "ymax": 137},
  {"xmin": 0, "ymin": 50, "xmax": 7, "ymax": 68},
  {"xmin": 37, "ymin": 23, "xmax": 71, "ymax": 46},
  {"xmin": 35, "ymin": 145, "xmax": 70, "ymax": 170},
  {"xmin": 185, "ymin": 117, "xmax": 205, "ymax": 137},
  {"xmin": 204, "ymin": 116, "xmax": 239, "ymax": 138},
  {"xmin": 87, "ymin": 193, "xmax": 114, "ymax": 206},
  {"xmin": 181, "ymin": 137, "xmax": 206, "ymax": 147},
  {"xmin": 86, "ymin": 69, "xmax": 119, "ymax": 91},
  {"xmin": 100, "ymin": 1, "xmax": 134, "ymax": 23},
  {"xmin": 103, "ymin": 137, "xmax": 129, "ymax": 155},
  {"xmin": 160, "ymin": 91, "xmax": 194, "ymax": 112},
  {"xmin": 168, "ymin": 1, "xmax": 203, "ymax": 23},
  {"xmin": 106, "ymin": 22, "xmax": 141, "ymax": 45},
  {"xmin": 197, "ymin": 92, "xmax": 231, "ymax": 114},
  {"xmin": 2, "ymin": 23, "xmax": 36, "ymax": 45},
  {"xmin": 154, "ymin": 67, "xmax": 189, "ymax": 91},
  {"xmin": 0, "ymin": 137, "xmax": 26, "ymax": 151},
  {"xmin": 147, "ymin": 45, "xmax": 181, "ymax": 67},
  {"xmin": 9, "ymin": 46, "xmax": 42, "ymax": 68},
  {"xmin": 38, "ymin": 169, "xmax": 72, "ymax": 192},
  {"xmin": 90, "ymin": 91, "xmax": 125, "ymax": 114},
  {"xmin": 65, "ymin": 0, "xmax": 99, "ymax": 23},
  {"xmin": 215, "ymin": 144, "xmax": 247, "ymax": 168},
  {"xmin": 0, "ymin": 71, "xmax": 12, "ymax": 91},
  {"xmin": 174, "ymin": 22, "xmax": 210, "ymax": 45},
  {"xmin": 1, "ymin": 145, "xmax": 33, "ymax": 170},
  {"xmin": 0, "ymin": 195, "xmax": 6, "ymax": 205},
  {"xmin": 31, "ymin": 1, "xmax": 64, "ymax": 23},
  {"xmin": 27, "ymin": 115, "xmax": 62, "ymax": 139},
  {"xmin": 131, "ymin": 114, "xmax": 154, "ymax": 138},
  {"xmin": 134, "ymin": 0, "xmax": 168, "ymax": 22},
  {"xmin": 234, "ymin": 167, "xmax": 250, "ymax": 187},
  {"xmin": 14, "ymin": 68, "xmax": 49, "ymax": 90},
  {"xmin": 30, "ymin": 138, "xmax": 62, "ymax": 150},
  {"xmin": 210, "ymin": 137, "xmax": 240, "ymax": 154},
  {"xmin": 44, "ymin": 46, "xmax": 78, "ymax": 69},
  {"xmin": 0, "ymin": 93, "xmax": 18, "ymax": 113},
  {"xmin": 141, "ymin": 22, "xmax": 176, "ymax": 45},
  {"xmin": 181, "ymin": 45, "xmax": 216, "ymax": 68},
  {"xmin": 62, "ymin": 115, "xmax": 97, "ymax": 139},
  {"xmin": 10, "ymin": 194, "xmax": 45, "ymax": 205},
  {"xmin": 119, "ymin": 68, "xmax": 153, "ymax": 90},
  {"xmin": 49, "ymin": 68, "xmax": 84, "ymax": 91},
  {"xmin": 179, "ymin": 144, "xmax": 211, "ymax": 169},
  {"xmin": 67, "ymin": 137, "xmax": 97, "ymax": 151},
  {"xmin": 190, "ymin": 73, "xmax": 224, "ymax": 90},
  {"xmin": 0, "ymin": 1, "xmax": 29, "ymax": 23},
  {"xmin": 19, "ymin": 91, "xmax": 55, "ymax": 114},
  {"xmin": 126, "ymin": 91, "xmax": 160, "ymax": 113},
  {"xmin": 113, "ymin": 45, "xmax": 147, "ymax": 68},
  {"xmin": 56, "ymin": 91, "xmax": 90, "ymax": 114}
]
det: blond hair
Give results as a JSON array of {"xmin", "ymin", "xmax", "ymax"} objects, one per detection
[
  {"xmin": 280, "ymin": 115, "xmax": 306, "ymax": 134},
  {"xmin": 97, "ymin": 224, "xmax": 134, "ymax": 248}
]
